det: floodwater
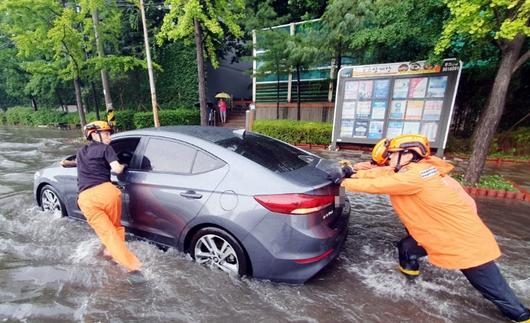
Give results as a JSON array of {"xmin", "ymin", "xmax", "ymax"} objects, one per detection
[{"xmin": 0, "ymin": 126, "xmax": 529, "ymax": 322}]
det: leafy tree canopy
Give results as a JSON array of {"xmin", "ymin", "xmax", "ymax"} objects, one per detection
[{"xmin": 157, "ymin": 0, "xmax": 245, "ymax": 68}]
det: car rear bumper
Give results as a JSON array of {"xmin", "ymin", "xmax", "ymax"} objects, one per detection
[{"xmin": 243, "ymin": 209, "xmax": 350, "ymax": 284}]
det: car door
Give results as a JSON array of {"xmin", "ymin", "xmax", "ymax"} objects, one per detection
[{"xmin": 124, "ymin": 136, "xmax": 228, "ymax": 241}]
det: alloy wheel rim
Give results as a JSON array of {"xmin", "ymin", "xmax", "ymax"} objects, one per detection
[
  {"xmin": 41, "ymin": 189, "xmax": 61, "ymax": 214},
  {"xmin": 194, "ymin": 234, "xmax": 239, "ymax": 274}
]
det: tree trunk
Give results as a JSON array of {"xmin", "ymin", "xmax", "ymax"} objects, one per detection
[
  {"xmin": 332, "ymin": 44, "xmax": 342, "ymax": 97},
  {"xmin": 56, "ymin": 91, "xmax": 65, "ymax": 112},
  {"xmin": 74, "ymin": 77, "xmax": 87, "ymax": 129},
  {"xmin": 194, "ymin": 18, "xmax": 207, "ymax": 126},
  {"xmin": 30, "ymin": 96, "xmax": 38, "ymax": 111},
  {"xmin": 92, "ymin": 8, "xmax": 113, "ymax": 113},
  {"xmin": 464, "ymin": 36, "xmax": 524, "ymax": 184},
  {"xmin": 276, "ymin": 71, "xmax": 280, "ymax": 119},
  {"xmin": 91, "ymin": 81, "xmax": 101, "ymax": 120},
  {"xmin": 139, "ymin": 0, "xmax": 159, "ymax": 127},
  {"xmin": 296, "ymin": 65, "xmax": 301, "ymax": 121}
]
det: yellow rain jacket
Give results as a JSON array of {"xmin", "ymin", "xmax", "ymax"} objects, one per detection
[{"xmin": 342, "ymin": 156, "xmax": 501, "ymax": 270}]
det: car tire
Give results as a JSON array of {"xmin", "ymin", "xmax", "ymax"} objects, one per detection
[
  {"xmin": 40, "ymin": 184, "xmax": 67, "ymax": 217},
  {"xmin": 190, "ymin": 227, "xmax": 249, "ymax": 276}
]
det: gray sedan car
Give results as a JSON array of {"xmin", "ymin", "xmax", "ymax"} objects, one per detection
[{"xmin": 34, "ymin": 126, "xmax": 350, "ymax": 283}]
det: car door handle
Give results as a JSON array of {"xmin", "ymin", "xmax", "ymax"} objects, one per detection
[{"xmin": 180, "ymin": 191, "xmax": 202, "ymax": 199}]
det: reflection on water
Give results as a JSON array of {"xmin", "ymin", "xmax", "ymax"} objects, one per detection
[{"xmin": 0, "ymin": 126, "xmax": 528, "ymax": 322}]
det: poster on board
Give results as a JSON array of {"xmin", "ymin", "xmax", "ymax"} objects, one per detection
[
  {"xmin": 371, "ymin": 101, "xmax": 387, "ymax": 119},
  {"xmin": 393, "ymin": 79, "xmax": 409, "ymax": 99},
  {"xmin": 390, "ymin": 100, "xmax": 406, "ymax": 119},
  {"xmin": 356, "ymin": 101, "xmax": 371, "ymax": 119},
  {"xmin": 405, "ymin": 101, "xmax": 424, "ymax": 120},
  {"xmin": 403, "ymin": 121, "xmax": 421, "ymax": 134},
  {"xmin": 427, "ymin": 76, "xmax": 447, "ymax": 98},
  {"xmin": 421, "ymin": 122, "xmax": 439, "ymax": 141},
  {"xmin": 373, "ymin": 80, "xmax": 390, "ymax": 99},
  {"xmin": 342, "ymin": 101, "xmax": 356, "ymax": 119},
  {"xmin": 387, "ymin": 121, "xmax": 403, "ymax": 138},
  {"xmin": 340, "ymin": 119, "xmax": 354, "ymax": 137},
  {"xmin": 358, "ymin": 81, "xmax": 373, "ymax": 99},
  {"xmin": 408, "ymin": 77, "xmax": 428, "ymax": 98},
  {"xmin": 368, "ymin": 121, "xmax": 384, "ymax": 139},
  {"xmin": 423, "ymin": 101, "xmax": 443, "ymax": 120},
  {"xmin": 344, "ymin": 81, "xmax": 359, "ymax": 100},
  {"xmin": 354, "ymin": 120, "xmax": 369, "ymax": 137}
]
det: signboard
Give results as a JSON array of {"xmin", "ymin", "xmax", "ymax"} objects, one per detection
[{"xmin": 331, "ymin": 60, "xmax": 462, "ymax": 151}]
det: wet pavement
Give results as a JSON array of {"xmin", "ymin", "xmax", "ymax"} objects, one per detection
[{"xmin": 0, "ymin": 126, "xmax": 529, "ymax": 322}]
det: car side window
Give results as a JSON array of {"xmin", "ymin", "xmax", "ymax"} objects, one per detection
[
  {"xmin": 141, "ymin": 138, "xmax": 197, "ymax": 174},
  {"xmin": 110, "ymin": 137, "xmax": 141, "ymax": 166},
  {"xmin": 192, "ymin": 151, "xmax": 225, "ymax": 174}
]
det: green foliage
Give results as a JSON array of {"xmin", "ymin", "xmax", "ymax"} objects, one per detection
[
  {"xmin": 435, "ymin": 0, "xmax": 530, "ymax": 56},
  {"xmin": 492, "ymin": 127, "xmax": 530, "ymax": 156},
  {"xmin": 30, "ymin": 109, "xmax": 67, "ymax": 125},
  {"xmin": 5, "ymin": 107, "xmax": 34, "ymax": 126},
  {"xmin": 156, "ymin": 42, "xmax": 199, "ymax": 107},
  {"xmin": 253, "ymin": 119, "xmax": 332, "ymax": 144},
  {"xmin": 452, "ymin": 174, "xmax": 518, "ymax": 191},
  {"xmin": 335, "ymin": 0, "xmax": 447, "ymax": 64},
  {"xmin": 5, "ymin": 106, "xmax": 65, "ymax": 126},
  {"xmin": 447, "ymin": 128, "xmax": 530, "ymax": 158},
  {"xmin": 133, "ymin": 109, "xmax": 200, "ymax": 128},
  {"xmin": 114, "ymin": 110, "xmax": 136, "ymax": 130},
  {"xmin": 158, "ymin": 0, "xmax": 245, "ymax": 68},
  {"xmin": 0, "ymin": 111, "xmax": 5, "ymax": 124}
]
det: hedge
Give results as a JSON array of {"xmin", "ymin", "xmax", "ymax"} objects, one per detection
[
  {"xmin": 5, "ymin": 107, "xmax": 35, "ymax": 126},
  {"xmin": 133, "ymin": 109, "xmax": 200, "ymax": 128},
  {"xmin": 1, "ymin": 106, "xmax": 201, "ymax": 131},
  {"xmin": 253, "ymin": 119, "xmax": 332, "ymax": 145}
]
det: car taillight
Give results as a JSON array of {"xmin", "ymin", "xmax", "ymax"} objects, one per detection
[{"xmin": 254, "ymin": 194, "xmax": 334, "ymax": 215}]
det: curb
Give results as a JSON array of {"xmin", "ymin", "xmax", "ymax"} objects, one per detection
[
  {"xmin": 447, "ymin": 155, "xmax": 530, "ymax": 165},
  {"xmin": 294, "ymin": 143, "xmax": 328, "ymax": 150},
  {"xmin": 463, "ymin": 186, "xmax": 529, "ymax": 202}
]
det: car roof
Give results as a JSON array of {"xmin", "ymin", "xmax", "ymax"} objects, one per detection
[{"xmin": 113, "ymin": 126, "xmax": 245, "ymax": 143}]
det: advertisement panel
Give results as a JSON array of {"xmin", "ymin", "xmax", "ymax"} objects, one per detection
[{"xmin": 331, "ymin": 60, "xmax": 462, "ymax": 152}]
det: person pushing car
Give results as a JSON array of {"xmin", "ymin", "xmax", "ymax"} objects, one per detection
[
  {"xmin": 339, "ymin": 134, "xmax": 529, "ymax": 323},
  {"xmin": 62, "ymin": 121, "xmax": 142, "ymax": 272}
]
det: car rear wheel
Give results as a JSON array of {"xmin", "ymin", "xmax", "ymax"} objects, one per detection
[
  {"xmin": 40, "ymin": 184, "xmax": 67, "ymax": 217},
  {"xmin": 190, "ymin": 227, "xmax": 249, "ymax": 276}
]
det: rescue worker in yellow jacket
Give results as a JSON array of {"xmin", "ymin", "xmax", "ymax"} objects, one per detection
[
  {"xmin": 66, "ymin": 121, "xmax": 142, "ymax": 272},
  {"xmin": 340, "ymin": 134, "xmax": 529, "ymax": 323}
]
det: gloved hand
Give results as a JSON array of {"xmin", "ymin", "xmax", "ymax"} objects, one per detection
[
  {"xmin": 316, "ymin": 159, "xmax": 355, "ymax": 185},
  {"xmin": 339, "ymin": 159, "xmax": 353, "ymax": 169},
  {"xmin": 341, "ymin": 165, "xmax": 355, "ymax": 179}
]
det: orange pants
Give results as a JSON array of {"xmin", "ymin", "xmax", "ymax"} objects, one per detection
[{"xmin": 78, "ymin": 182, "xmax": 141, "ymax": 271}]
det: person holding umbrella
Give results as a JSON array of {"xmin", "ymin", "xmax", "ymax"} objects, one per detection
[{"xmin": 215, "ymin": 92, "xmax": 230, "ymax": 124}]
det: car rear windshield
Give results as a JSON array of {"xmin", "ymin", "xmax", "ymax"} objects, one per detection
[{"xmin": 215, "ymin": 132, "xmax": 313, "ymax": 173}]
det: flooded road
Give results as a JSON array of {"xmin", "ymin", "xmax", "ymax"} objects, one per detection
[{"xmin": 1, "ymin": 126, "xmax": 529, "ymax": 322}]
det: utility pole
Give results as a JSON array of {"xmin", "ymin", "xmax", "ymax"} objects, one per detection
[
  {"xmin": 139, "ymin": 0, "xmax": 160, "ymax": 127},
  {"xmin": 91, "ymin": 7, "xmax": 114, "ymax": 125}
]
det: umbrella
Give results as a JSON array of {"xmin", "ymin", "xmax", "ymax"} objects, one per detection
[{"xmin": 215, "ymin": 92, "xmax": 231, "ymax": 99}]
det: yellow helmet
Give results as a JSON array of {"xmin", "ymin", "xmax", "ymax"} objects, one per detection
[
  {"xmin": 371, "ymin": 138, "xmax": 390, "ymax": 166},
  {"xmin": 387, "ymin": 134, "xmax": 430, "ymax": 158},
  {"xmin": 84, "ymin": 120, "xmax": 113, "ymax": 140}
]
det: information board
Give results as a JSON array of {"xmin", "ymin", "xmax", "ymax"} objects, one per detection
[{"xmin": 331, "ymin": 60, "xmax": 462, "ymax": 151}]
